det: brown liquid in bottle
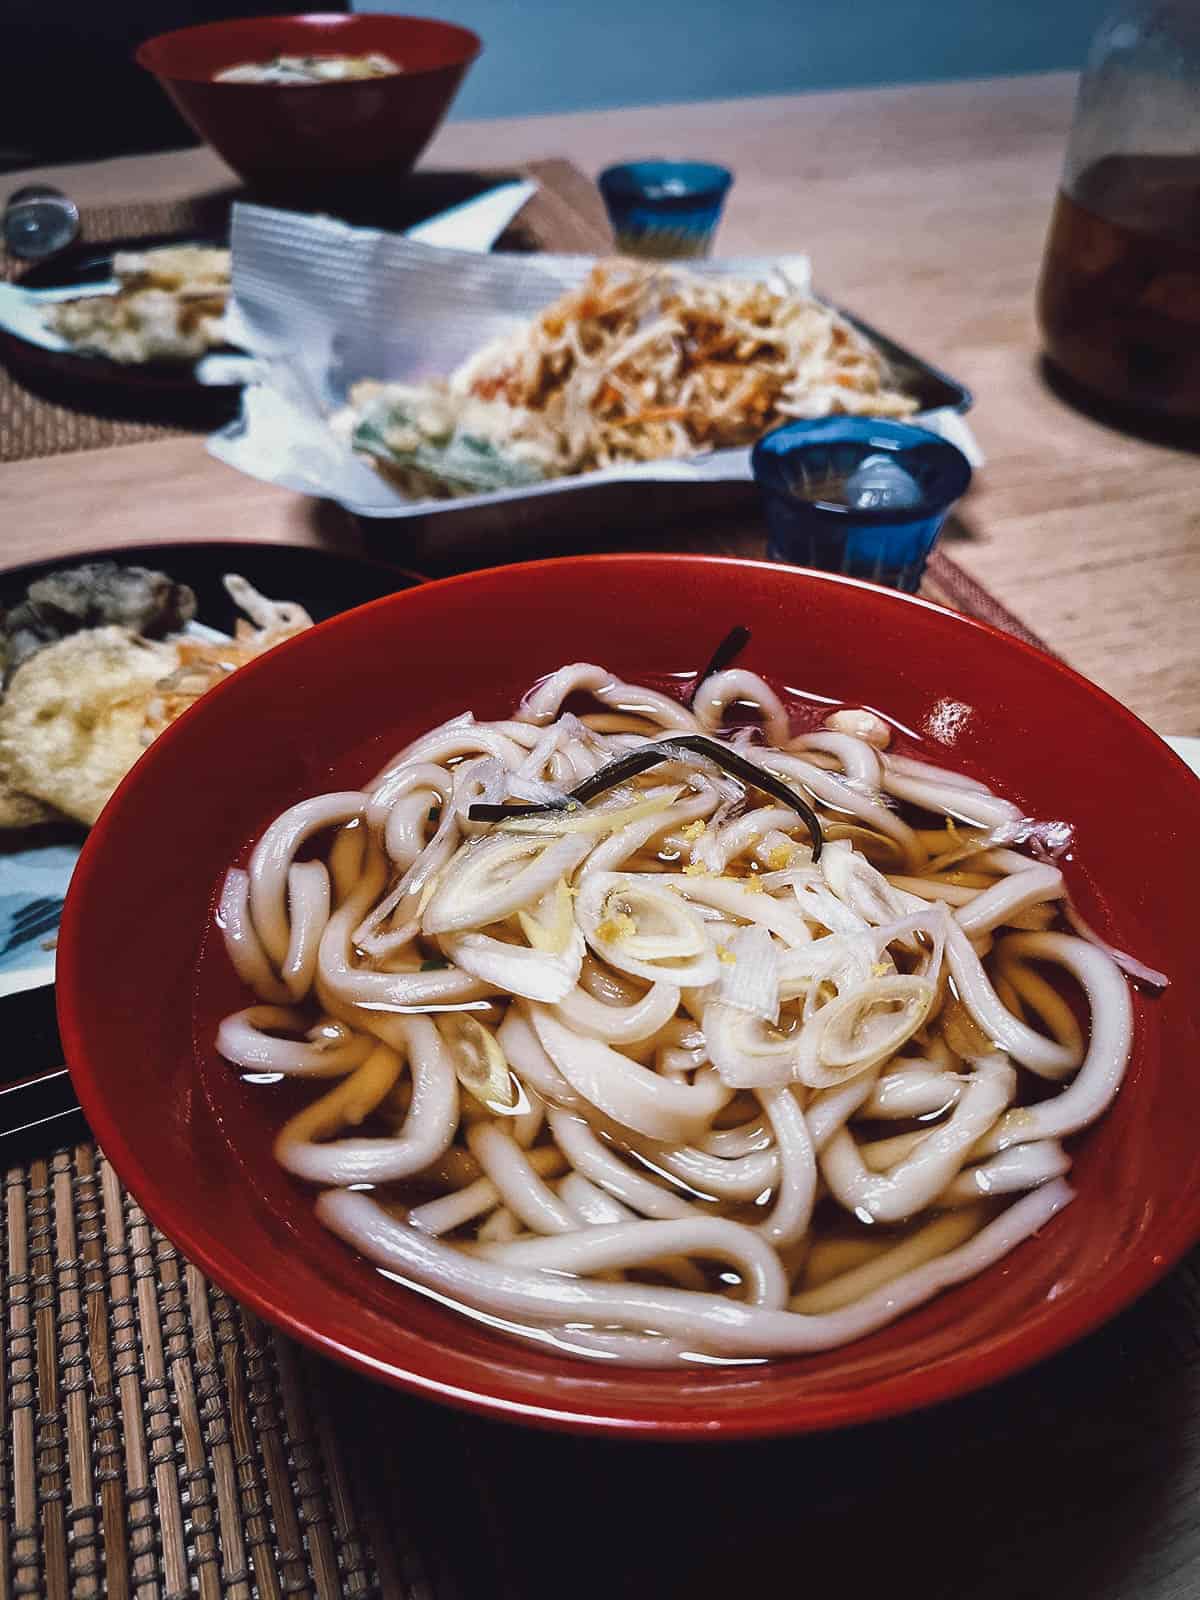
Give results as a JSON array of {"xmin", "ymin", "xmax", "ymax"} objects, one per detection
[{"xmin": 1037, "ymin": 154, "xmax": 1200, "ymax": 422}]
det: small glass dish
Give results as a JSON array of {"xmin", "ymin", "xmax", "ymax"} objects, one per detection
[
  {"xmin": 751, "ymin": 417, "xmax": 973, "ymax": 592},
  {"xmin": 597, "ymin": 160, "xmax": 732, "ymax": 259}
]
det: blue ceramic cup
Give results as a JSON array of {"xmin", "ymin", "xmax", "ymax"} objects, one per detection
[
  {"xmin": 751, "ymin": 417, "xmax": 973, "ymax": 592},
  {"xmin": 598, "ymin": 161, "xmax": 733, "ymax": 259}
]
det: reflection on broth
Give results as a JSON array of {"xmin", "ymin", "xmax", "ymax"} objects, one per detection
[{"xmin": 208, "ymin": 649, "xmax": 1157, "ymax": 1364}]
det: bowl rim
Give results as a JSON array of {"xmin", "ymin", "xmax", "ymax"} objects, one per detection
[
  {"xmin": 135, "ymin": 12, "xmax": 483, "ymax": 86},
  {"xmin": 57, "ymin": 553, "xmax": 1200, "ymax": 1439}
]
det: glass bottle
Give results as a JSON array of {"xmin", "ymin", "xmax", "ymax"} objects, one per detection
[{"xmin": 1037, "ymin": 4, "xmax": 1200, "ymax": 423}]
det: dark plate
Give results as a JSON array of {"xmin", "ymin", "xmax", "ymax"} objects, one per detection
[
  {"xmin": 0, "ymin": 231, "xmax": 241, "ymax": 395},
  {"xmin": 0, "ymin": 538, "xmax": 424, "ymax": 626},
  {"xmin": 0, "ymin": 539, "xmax": 425, "ymax": 1069}
]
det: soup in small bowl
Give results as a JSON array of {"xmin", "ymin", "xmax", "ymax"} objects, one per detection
[{"xmin": 214, "ymin": 51, "xmax": 403, "ymax": 84}]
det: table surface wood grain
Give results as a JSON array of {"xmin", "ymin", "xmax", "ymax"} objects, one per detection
[{"xmin": 3, "ymin": 72, "xmax": 1198, "ymax": 736}]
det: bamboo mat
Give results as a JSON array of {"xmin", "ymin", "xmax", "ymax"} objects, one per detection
[
  {"xmin": 7, "ymin": 159, "xmax": 1198, "ymax": 1600},
  {"xmin": 9, "ymin": 1118, "xmax": 1200, "ymax": 1599},
  {"xmin": 2, "ymin": 1144, "xmax": 489, "ymax": 1600}
]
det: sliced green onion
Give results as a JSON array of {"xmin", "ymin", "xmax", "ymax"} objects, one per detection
[
  {"xmin": 438, "ymin": 1014, "xmax": 519, "ymax": 1111},
  {"xmin": 517, "ymin": 878, "xmax": 575, "ymax": 954},
  {"xmin": 575, "ymin": 871, "xmax": 720, "ymax": 987},
  {"xmin": 423, "ymin": 831, "xmax": 589, "ymax": 935}
]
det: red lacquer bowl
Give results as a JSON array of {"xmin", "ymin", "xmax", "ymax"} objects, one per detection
[
  {"xmin": 57, "ymin": 556, "xmax": 1200, "ymax": 1438},
  {"xmin": 135, "ymin": 14, "xmax": 481, "ymax": 201}
]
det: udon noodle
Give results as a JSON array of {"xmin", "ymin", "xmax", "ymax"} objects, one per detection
[{"xmin": 214, "ymin": 656, "xmax": 1146, "ymax": 1364}]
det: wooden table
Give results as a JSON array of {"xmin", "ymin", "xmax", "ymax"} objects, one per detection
[{"xmin": 3, "ymin": 71, "xmax": 1198, "ymax": 736}]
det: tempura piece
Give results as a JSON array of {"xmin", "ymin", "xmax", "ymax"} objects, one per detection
[
  {"xmin": 1, "ymin": 561, "xmax": 196, "ymax": 682},
  {"xmin": 140, "ymin": 575, "xmax": 313, "ymax": 741},
  {"xmin": 46, "ymin": 244, "xmax": 232, "ymax": 365},
  {"xmin": 0, "ymin": 769, "xmax": 60, "ymax": 830},
  {"xmin": 0, "ymin": 571, "xmax": 312, "ymax": 832},
  {"xmin": 0, "ymin": 628, "xmax": 178, "ymax": 825},
  {"xmin": 109, "ymin": 246, "xmax": 231, "ymax": 295}
]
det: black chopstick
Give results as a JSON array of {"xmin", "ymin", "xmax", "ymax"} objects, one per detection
[
  {"xmin": 0, "ymin": 1066, "xmax": 87, "ymax": 1163},
  {"xmin": 1, "ymin": 982, "xmax": 65, "ymax": 1083},
  {"xmin": 0, "ymin": 984, "xmax": 88, "ymax": 1161}
]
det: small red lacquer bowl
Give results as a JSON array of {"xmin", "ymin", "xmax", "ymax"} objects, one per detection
[
  {"xmin": 58, "ymin": 556, "xmax": 1200, "ymax": 1439},
  {"xmin": 136, "ymin": 13, "xmax": 481, "ymax": 202}
]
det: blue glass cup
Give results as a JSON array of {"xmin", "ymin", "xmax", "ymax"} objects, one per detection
[
  {"xmin": 751, "ymin": 417, "xmax": 973, "ymax": 592},
  {"xmin": 597, "ymin": 161, "xmax": 733, "ymax": 259}
]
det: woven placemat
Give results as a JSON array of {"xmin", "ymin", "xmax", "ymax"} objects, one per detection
[
  {"xmin": 0, "ymin": 160, "xmax": 612, "ymax": 467},
  {"xmin": 923, "ymin": 547, "xmax": 1042, "ymax": 644},
  {"xmin": 1, "ymin": 1143, "xmax": 488, "ymax": 1600},
  {"xmin": 8, "ymin": 1123, "xmax": 1200, "ymax": 1597}
]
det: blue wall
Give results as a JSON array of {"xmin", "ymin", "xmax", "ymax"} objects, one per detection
[{"xmin": 356, "ymin": 0, "xmax": 1101, "ymax": 119}]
